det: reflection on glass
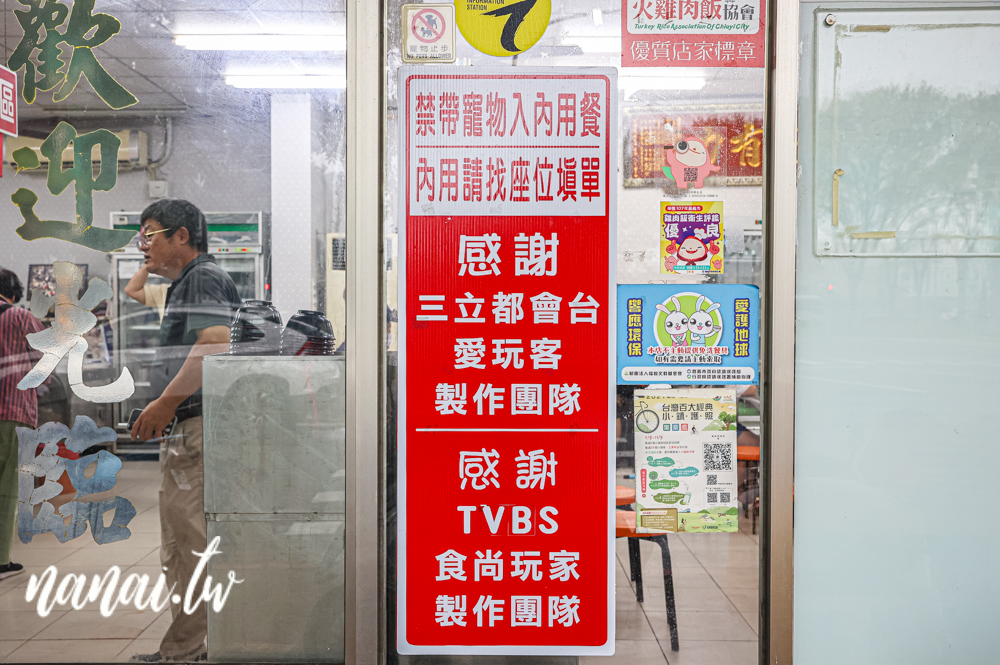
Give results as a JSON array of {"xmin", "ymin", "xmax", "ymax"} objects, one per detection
[
  {"xmin": 796, "ymin": 9, "xmax": 1000, "ymax": 664},
  {"xmin": 0, "ymin": 1, "xmax": 348, "ymax": 663},
  {"xmin": 813, "ymin": 21, "xmax": 1000, "ymax": 256}
]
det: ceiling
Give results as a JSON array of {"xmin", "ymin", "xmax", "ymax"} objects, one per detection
[
  {"xmin": 1, "ymin": 0, "xmax": 347, "ymax": 122},
  {"xmin": 0, "ymin": 0, "xmax": 761, "ymax": 130}
]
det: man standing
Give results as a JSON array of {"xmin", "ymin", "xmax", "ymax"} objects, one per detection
[
  {"xmin": 0, "ymin": 268, "xmax": 44, "ymax": 580},
  {"xmin": 130, "ymin": 200, "xmax": 240, "ymax": 664}
]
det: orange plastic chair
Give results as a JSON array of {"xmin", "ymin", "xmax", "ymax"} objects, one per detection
[
  {"xmin": 615, "ymin": 485, "xmax": 635, "ymax": 506},
  {"xmin": 737, "ymin": 446, "xmax": 760, "ymax": 534}
]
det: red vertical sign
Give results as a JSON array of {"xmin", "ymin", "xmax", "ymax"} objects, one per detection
[
  {"xmin": 397, "ymin": 68, "xmax": 616, "ymax": 655},
  {"xmin": 0, "ymin": 65, "xmax": 17, "ymax": 138}
]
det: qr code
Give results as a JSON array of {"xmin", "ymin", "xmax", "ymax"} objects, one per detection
[
  {"xmin": 706, "ymin": 492, "xmax": 718, "ymax": 504},
  {"xmin": 706, "ymin": 474, "xmax": 718, "ymax": 485},
  {"xmin": 704, "ymin": 443, "xmax": 733, "ymax": 471},
  {"xmin": 720, "ymin": 492, "xmax": 731, "ymax": 503}
]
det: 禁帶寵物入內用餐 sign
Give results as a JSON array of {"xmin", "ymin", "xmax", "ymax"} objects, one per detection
[
  {"xmin": 397, "ymin": 66, "xmax": 616, "ymax": 656},
  {"xmin": 617, "ymin": 284, "xmax": 759, "ymax": 385}
]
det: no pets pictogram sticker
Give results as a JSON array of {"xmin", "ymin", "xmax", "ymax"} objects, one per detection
[{"xmin": 411, "ymin": 7, "xmax": 446, "ymax": 44}]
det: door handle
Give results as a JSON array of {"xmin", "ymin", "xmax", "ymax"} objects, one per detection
[
  {"xmin": 833, "ymin": 167, "xmax": 896, "ymax": 239},
  {"xmin": 832, "ymin": 168, "xmax": 844, "ymax": 227}
]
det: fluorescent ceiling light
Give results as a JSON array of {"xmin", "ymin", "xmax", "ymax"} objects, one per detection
[
  {"xmin": 175, "ymin": 34, "xmax": 346, "ymax": 52},
  {"xmin": 225, "ymin": 74, "xmax": 347, "ymax": 89},
  {"xmin": 621, "ymin": 77, "xmax": 706, "ymax": 98}
]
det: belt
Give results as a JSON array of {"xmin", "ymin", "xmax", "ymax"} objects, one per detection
[{"xmin": 175, "ymin": 402, "xmax": 203, "ymax": 423}]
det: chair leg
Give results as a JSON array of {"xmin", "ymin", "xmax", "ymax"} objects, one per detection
[
  {"xmin": 628, "ymin": 537, "xmax": 644, "ymax": 603},
  {"xmin": 739, "ymin": 460, "xmax": 749, "ymax": 518},
  {"xmin": 654, "ymin": 534, "xmax": 680, "ymax": 651},
  {"xmin": 627, "ymin": 536, "xmax": 638, "ymax": 581}
]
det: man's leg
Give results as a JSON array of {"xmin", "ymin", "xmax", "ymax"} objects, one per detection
[
  {"xmin": 0, "ymin": 421, "xmax": 23, "ymax": 567},
  {"xmin": 159, "ymin": 440, "xmax": 180, "ymax": 626},
  {"xmin": 157, "ymin": 416, "xmax": 208, "ymax": 661}
]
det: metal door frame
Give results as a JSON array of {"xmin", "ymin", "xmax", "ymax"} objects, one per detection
[
  {"xmin": 345, "ymin": 0, "xmax": 383, "ymax": 663},
  {"xmin": 341, "ymin": 0, "xmax": 801, "ymax": 660},
  {"xmin": 764, "ymin": 0, "xmax": 798, "ymax": 661}
]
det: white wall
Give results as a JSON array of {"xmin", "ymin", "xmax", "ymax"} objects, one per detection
[{"xmin": 0, "ymin": 109, "xmax": 271, "ymax": 285}]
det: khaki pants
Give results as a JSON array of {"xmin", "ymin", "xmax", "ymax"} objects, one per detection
[{"xmin": 159, "ymin": 416, "xmax": 208, "ymax": 661}]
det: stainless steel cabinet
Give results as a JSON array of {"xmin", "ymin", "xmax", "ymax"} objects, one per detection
[{"xmin": 202, "ymin": 355, "xmax": 346, "ymax": 662}]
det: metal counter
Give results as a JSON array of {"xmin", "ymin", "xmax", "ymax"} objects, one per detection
[{"xmin": 203, "ymin": 355, "xmax": 345, "ymax": 663}]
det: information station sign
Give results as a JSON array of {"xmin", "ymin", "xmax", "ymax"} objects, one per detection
[{"xmin": 397, "ymin": 67, "xmax": 616, "ymax": 655}]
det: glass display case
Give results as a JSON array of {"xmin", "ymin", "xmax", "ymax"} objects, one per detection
[{"xmin": 111, "ymin": 256, "xmax": 171, "ymax": 451}]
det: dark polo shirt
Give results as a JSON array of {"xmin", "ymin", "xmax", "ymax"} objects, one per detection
[{"xmin": 151, "ymin": 254, "xmax": 240, "ymax": 422}]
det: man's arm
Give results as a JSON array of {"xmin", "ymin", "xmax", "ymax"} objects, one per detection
[
  {"xmin": 124, "ymin": 265, "xmax": 150, "ymax": 304},
  {"xmin": 131, "ymin": 324, "xmax": 229, "ymax": 440}
]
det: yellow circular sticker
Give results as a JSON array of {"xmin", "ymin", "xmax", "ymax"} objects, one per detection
[{"xmin": 455, "ymin": 0, "xmax": 551, "ymax": 57}]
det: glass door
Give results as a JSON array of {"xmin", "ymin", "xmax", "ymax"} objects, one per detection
[
  {"xmin": 0, "ymin": 2, "xmax": 349, "ymax": 663},
  {"xmin": 213, "ymin": 256, "xmax": 259, "ymax": 301},
  {"xmin": 381, "ymin": 1, "xmax": 771, "ymax": 662},
  {"xmin": 794, "ymin": 5, "xmax": 1000, "ymax": 663}
]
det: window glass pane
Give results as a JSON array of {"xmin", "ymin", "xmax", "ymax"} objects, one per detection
[
  {"xmin": 0, "ymin": 3, "xmax": 347, "ymax": 662},
  {"xmin": 794, "ymin": 7, "xmax": 1000, "ymax": 663},
  {"xmin": 383, "ymin": 0, "xmax": 765, "ymax": 663}
]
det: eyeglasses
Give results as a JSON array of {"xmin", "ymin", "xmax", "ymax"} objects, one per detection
[{"xmin": 135, "ymin": 227, "xmax": 169, "ymax": 248}]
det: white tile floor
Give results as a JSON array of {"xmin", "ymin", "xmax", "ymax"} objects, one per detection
[
  {"xmin": 1, "ymin": 462, "xmax": 760, "ymax": 664},
  {"xmin": 585, "ymin": 468, "xmax": 760, "ymax": 665},
  {"xmin": 586, "ymin": 525, "xmax": 759, "ymax": 665},
  {"xmin": 0, "ymin": 461, "xmax": 167, "ymax": 664}
]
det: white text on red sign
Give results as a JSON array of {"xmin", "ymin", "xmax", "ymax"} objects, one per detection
[{"xmin": 407, "ymin": 77, "xmax": 609, "ymax": 217}]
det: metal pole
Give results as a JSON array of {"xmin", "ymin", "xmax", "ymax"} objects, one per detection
[
  {"xmin": 346, "ymin": 0, "xmax": 384, "ymax": 661},
  {"xmin": 762, "ymin": 0, "xmax": 798, "ymax": 660}
]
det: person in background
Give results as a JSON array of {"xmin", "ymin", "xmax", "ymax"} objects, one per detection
[
  {"xmin": 129, "ymin": 200, "xmax": 240, "ymax": 664},
  {"xmin": 0, "ymin": 268, "xmax": 44, "ymax": 580},
  {"xmin": 124, "ymin": 263, "xmax": 170, "ymax": 322}
]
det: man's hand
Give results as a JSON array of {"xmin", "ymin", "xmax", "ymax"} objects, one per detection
[
  {"xmin": 130, "ymin": 325, "xmax": 227, "ymax": 441},
  {"xmin": 131, "ymin": 397, "xmax": 177, "ymax": 441}
]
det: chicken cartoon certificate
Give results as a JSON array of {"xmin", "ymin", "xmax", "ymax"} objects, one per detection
[
  {"xmin": 660, "ymin": 201, "xmax": 724, "ymax": 274},
  {"xmin": 616, "ymin": 284, "xmax": 759, "ymax": 385}
]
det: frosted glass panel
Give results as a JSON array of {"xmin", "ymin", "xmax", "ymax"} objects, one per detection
[
  {"xmin": 811, "ymin": 8, "xmax": 1000, "ymax": 256},
  {"xmin": 795, "ymin": 5, "xmax": 1000, "ymax": 664}
]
